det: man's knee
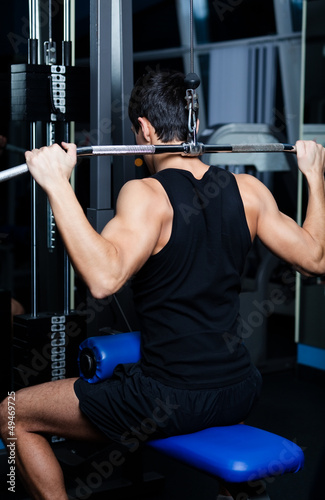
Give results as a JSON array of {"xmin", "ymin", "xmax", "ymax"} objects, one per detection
[{"xmin": 0, "ymin": 388, "xmax": 29, "ymax": 438}]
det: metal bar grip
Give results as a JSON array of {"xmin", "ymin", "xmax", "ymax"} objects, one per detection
[
  {"xmin": 76, "ymin": 145, "xmax": 157, "ymax": 156},
  {"xmin": 230, "ymin": 143, "xmax": 296, "ymax": 153},
  {"xmin": 203, "ymin": 143, "xmax": 296, "ymax": 154},
  {"xmin": 0, "ymin": 163, "xmax": 29, "ymax": 181}
]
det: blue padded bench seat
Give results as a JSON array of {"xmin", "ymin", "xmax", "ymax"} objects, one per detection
[
  {"xmin": 148, "ymin": 424, "xmax": 304, "ymax": 484},
  {"xmin": 78, "ymin": 332, "xmax": 304, "ymax": 497}
]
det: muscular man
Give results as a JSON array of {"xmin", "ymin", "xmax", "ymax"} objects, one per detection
[{"xmin": 0, "ymin": 70, "xmax": 325, "ymax": 500}]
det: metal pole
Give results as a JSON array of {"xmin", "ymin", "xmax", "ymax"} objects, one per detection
[
  {"xmin": 295, "ymin": 0, "xmax": 308, "ymax": 345},
  {"xmin": 69, "ymin": 0, "xmax": 76, "ymax": 310},
  {"xmin": 62, "ymin": 0, "xmax": 72, "ymax": 315},
  {"xmin": 29, "ymin": 0, "xmax": 37, "ymax": 39},
  {"xmin": 111, "ymin": 0, "xmax": 135, "ymax": 203},
  {"xmin": 88, "ymin": 0, "xmax": 113, "ymax": 229},
  {"xmin": 64, "ymin": 0, "xmax": 71, "ymax": 42},
  {"xmin": 28, "ymin": 0, "xmax": 39, "ymax": 318}
]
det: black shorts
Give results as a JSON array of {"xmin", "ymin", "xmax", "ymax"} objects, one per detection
[{"xmin": 74, "ymin": 363, "xmax": 262, "ymax": 450}]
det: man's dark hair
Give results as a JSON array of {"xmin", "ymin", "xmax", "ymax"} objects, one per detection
[{"xmin": 128, "ymin": 69, "xmax": 189, "ymax": 143}]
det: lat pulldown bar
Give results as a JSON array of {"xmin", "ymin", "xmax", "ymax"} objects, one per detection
[{"xmin": 0, "ymin": 142, "xmax": 296, "ymax": 183}]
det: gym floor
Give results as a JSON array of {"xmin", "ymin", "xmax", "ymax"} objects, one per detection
[{"xmin": 0, "ymin": 365, "xmax": 324, "ymax": 500}]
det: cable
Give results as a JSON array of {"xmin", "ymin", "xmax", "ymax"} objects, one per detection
[
  {"xmin": 113, "ymin": 295, "xmax": 133, "ymax": 332},
  {"xmin": 190, "ymin": 0, "xmax": 194, "ymax": 74}
]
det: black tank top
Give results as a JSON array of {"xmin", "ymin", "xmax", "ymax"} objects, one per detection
[{"xmin": 131, "ymin": 166, "xmax": 253, "ymax": 389}]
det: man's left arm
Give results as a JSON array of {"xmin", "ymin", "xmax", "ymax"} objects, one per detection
[{"xmin": 25, "ymin": 142, "xmax": 162, "ymax": 298}]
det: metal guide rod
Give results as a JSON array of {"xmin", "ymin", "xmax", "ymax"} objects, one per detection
[
  {"xmin": 0, "ymin": 142, "xmax": 296, "ymax": 183},
  {"xmin": 29, "ymin": 0, "xmax": 37, "ymax": 40},
  {"xmin": 62, "ymin": 0, "xmax": 72, "ymax": 315},
  {"xmin": 29, "ymin": 0, "xmax": 39, "ymax": 318}
]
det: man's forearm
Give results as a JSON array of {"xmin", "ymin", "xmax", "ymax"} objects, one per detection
[{"xmin": 302, "ymin": 172, "xmax": 325, "ymax": 272}]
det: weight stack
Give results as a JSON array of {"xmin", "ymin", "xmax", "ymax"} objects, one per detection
[
  {"xmin": 12, "ymin": 311, "xmax": 87, "ymax": 391},
  {"xmin": 0, "ymin": 289, "xmax": 12, "ymax": 401},
  {"xmin": 11, "ymin": 64, "xmax": 90, "ymax": 123}
]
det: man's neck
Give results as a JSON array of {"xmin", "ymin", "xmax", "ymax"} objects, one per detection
[{"xmin": 153, "ymin": 153, "xmax": 209, "ymax": 179}]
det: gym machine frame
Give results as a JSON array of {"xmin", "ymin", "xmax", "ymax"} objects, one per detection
[{"xmin": 11, "ymin": 1, "xmax": 87, "ymax": 412}]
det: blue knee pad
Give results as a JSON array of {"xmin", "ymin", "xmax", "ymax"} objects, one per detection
[{"xmin": 78, "ymin": 331, "xmax": 141, "ymax": 383}]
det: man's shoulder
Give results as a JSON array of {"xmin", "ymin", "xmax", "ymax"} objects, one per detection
[
  {"xmin": 116, "ymin": 177, "xmax": 170, "ymax": 218},
  {"xmin": 234, "ymin": 172, "xmax": 277, "ymax": 225},
  {"xmin": 234, "ymin": 172, "xmax": 263, "ymax": 187},
  {"xmin": 234, "ymin": 173, "xmax": 269, "ymax": 199},
  {"xmin": 120, "ymin": 177, "xmax": 166, "ymax": 198}
]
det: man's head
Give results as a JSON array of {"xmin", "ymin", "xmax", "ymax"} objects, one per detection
[{"xmin": 128, "ymin": 69, "xmax": 189, "ymax": 143}]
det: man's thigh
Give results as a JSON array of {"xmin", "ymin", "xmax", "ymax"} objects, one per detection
[{"xmin": 13, "ymin": 378, "xmax": 107, "ymax": 442}]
